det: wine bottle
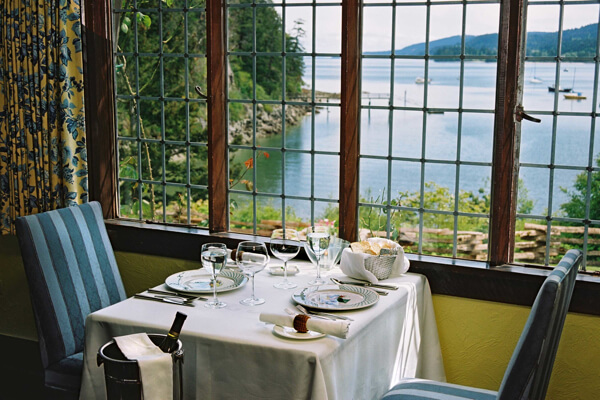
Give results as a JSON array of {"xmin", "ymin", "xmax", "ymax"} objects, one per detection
[{"xmin": 159, "ymin": 311, "xmax": 187, "ymax": 353}]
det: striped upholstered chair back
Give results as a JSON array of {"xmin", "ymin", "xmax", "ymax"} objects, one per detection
[
  {"xmin": 16, "ymin": 201, "xmax": 127, "ymax": 394},
  {"xmin": 497, "ymin": 249, "xmax": 581, "ymax": 400},
  {"xmin": 381, "ymin": 249, "xmax": 582, "ymax": 400}
]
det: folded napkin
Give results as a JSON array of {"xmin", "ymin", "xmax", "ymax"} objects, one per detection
[
  {"xmin": 340, "ymin": 238, "xmax": 410, "ymax": 284},
  {"xmin": 114, "ymin": 333, "xmax": 173, "ymax": 400},
  {"xmin": 260, "ymin": 312, "xmax": 350, "ymax": 339}
]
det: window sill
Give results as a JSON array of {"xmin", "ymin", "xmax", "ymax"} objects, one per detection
[{"xmin": 105, "ymin": 219, "xmax": 600, "ymax": 316}]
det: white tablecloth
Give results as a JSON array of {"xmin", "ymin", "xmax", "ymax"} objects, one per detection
[{"xmin": 79, "ymin": 262, "xmax": 445, "ymax": 400}]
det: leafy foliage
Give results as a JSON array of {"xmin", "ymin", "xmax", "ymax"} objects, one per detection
[
  {"xmin": 228, "ymin": 3, "xmax": 305, "ymax": 99},
  {"xmin": 560, "ymin": 157, "xmax": 600, "ymax": 221},
  {"xmin": 116, "ymin": 0, "xmax": 305, "ymax": 220}
]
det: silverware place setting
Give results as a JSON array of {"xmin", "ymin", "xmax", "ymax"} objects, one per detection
[
  {"xmin": 133, "ymin": 289, "xmax": 207, "ymax": 307},
  {"xmin": 147, "ymin": 288, "xmax": 207, "ymax": 301},
  {"xmin": 133, "ymin": 294, "xmax": 195, "ymax": 307}
]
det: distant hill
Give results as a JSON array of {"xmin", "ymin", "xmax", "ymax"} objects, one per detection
[{"xmin": 365, "ymin": 23, "xmax": 598, "ymax": 58}]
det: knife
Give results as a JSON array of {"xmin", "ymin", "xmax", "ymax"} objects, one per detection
[
  {"xmin": 147, "ymin": 288, "xmax": 206, "ymax": 301},
  {"xmin": 331, "ymin": 278, "xmax": 398, "ymax": 291},
  {"xmin": 134, "ymin": 294, "xmax": 195, "ymax": 307}
]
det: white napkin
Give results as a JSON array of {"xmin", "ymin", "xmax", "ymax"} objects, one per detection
[
  {"xmin": 114, "ymin": 333, "xmax": 173, "ymax": 400},
  {"xmin": 260, "ymin": 312, "xmax": 350, "ymax": 339},
  {"xmin": 339, "ymin": 239, "xmax": 410, "ymax": 283}
]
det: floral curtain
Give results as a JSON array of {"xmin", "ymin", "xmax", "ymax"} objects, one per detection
[{"xmin": 0, "ymin": 0, "xmax": 87, "ymax": 234}]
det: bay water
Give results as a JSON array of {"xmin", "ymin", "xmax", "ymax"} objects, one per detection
[{"xmin": 233, "ymin": 59, "xmax": 599, "ymax": 219}]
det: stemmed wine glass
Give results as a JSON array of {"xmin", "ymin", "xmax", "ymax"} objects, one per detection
[
  {"xmin": 201, "ymin": 242, "xmax": 228, "ymax": 309},
  {"xmin": 270, "ymin": 229, "xmax": 301, "ymax": 289},
  {"xmin": 236, "ymin": 241, "xmax": 269, "ymax": 306},
  {"xmin": 306, "ymin": 226, "xmax": 330, "ymax": 286}
]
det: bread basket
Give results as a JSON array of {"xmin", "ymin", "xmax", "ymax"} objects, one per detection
[{"xmin": 364, "ymin": 254, "xmax": 396, "ymax": 280}]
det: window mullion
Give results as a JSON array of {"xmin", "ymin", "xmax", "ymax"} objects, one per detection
[
  {"xmin": 339, "ymin": 0, "xmax": 361, "ymax": 242},
  {"xmin": 489, "ymin": 0, "xmax": 525, "ymax": 266},
  {"xmin": 207, "ymin": 0, "xmax": 228, "ymax": 233},
  {"xmin": 83, "ymin": 0, "xmax": 119, "ymax": 218}
]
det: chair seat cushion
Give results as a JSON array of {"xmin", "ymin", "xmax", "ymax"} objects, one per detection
[
  {"xmin": 382, "ymin": 378, "xmax": 497, "ymax": 400},
  {"xmin": 45, "ymin": 352, "xmax": 83, "ymax": 392}
]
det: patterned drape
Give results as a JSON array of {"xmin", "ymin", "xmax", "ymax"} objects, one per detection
[{"xmin": 0, "ymin": 0, "xmax": 87, "ymax": 234}]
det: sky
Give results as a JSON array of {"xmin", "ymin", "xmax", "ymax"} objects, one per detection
[{"xmin": 279, "ymin": 3, "xmax": 600, "ymax": 54}]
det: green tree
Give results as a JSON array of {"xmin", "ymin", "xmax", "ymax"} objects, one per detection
[
  {"xmin": 228, "ymin": 1, "xmax": 305, "ymax": 99},
  {"xmin": 115, "ymin": 0, "xmax": 305, "ymax": 220},
  {"xmin": 396, "ymin": 182, "xmax": 489, "ymax": 232},
  {"xmin": 560, "ymin": 157, "xmax": 600, "ymax": 220}
]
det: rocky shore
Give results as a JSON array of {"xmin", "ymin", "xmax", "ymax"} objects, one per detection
[
  {"xmin": 228, "ymin": 103, "xmax": 311, "ymax": 144},
  {"xmin": 228, "ymin": 90, "xmax": 340, "ymax": 145}
]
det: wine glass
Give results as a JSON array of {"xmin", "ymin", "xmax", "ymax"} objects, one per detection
[
  {"xmin": 270, "ymin": 229, "xmax": 301, "ymax": 289},
  {"xmin": 236, "ymin": 241, "xmax": 269, "ymax": 306},
  {"xmin": 201, "ymin": 243, "xmax": 228, "ymax": 309},
  {"xmin": 306, "ymin": 226, "xmax": 330, "ymax": 286}
]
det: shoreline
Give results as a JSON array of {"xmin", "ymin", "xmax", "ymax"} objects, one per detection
[{"xmin": 228, "ymin": 89, "xmax": 340, "ymax": 145}]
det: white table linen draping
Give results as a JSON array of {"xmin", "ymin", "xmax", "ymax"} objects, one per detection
[{"xmin": 79, "ymin": 262, "xmax": 445, "ymax": 400}]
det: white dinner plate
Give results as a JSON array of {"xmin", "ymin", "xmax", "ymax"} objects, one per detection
[
  {"xmin": 292, "ymin": 284, "xmax": 379, "ymax": 311},
  {"xmin": 267, "ymin": 265, "xmax": 299, "ymax": 276},
  {"xmin": 272, "ymin": 325, "xmax": 325, "ymax": 340},
  {"xmin": 165, "ymin": 269, "xmax": 248, "ymax": 294}
]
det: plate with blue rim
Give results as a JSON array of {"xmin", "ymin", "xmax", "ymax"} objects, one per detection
[
  {"xmin": 165, "ymin": 269, "xmax": 248, "ymax": 294},
  {"xmin": 292, "ymin": 284, "xmax": 379, "ymax": 311}
]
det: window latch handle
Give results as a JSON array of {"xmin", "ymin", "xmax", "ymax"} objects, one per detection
[
  {"xmin": 195, "ymin": 86, "xmax": 208, "ymax": 100},
  {"xmin": 515, "ymin": 105, "xmax": 541, "ymax": 123}
]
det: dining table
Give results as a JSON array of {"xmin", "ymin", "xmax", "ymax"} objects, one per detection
[{"xmin": 79, "ymin": 260, "xmax": 446, "ymax": 400}]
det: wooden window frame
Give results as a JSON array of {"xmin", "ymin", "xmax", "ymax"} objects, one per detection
[{"xmin": 81, "ymin": 0, "xmax": 549, "ymax": 268}]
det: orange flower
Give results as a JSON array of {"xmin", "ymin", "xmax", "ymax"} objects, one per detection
[
  {"xmin": 244, "ymin": 158, "xmax": 254, "ymax": 169},
  {"xmin": 263, "ymin": 151, "xmax": 270, "ymax": 159}
]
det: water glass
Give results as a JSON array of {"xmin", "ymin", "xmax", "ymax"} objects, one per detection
[
  {"xmin": 236, "ymin": 241, "xmax": 269, "ymax": 306},
  {"xmin": 270, "ymin": 229, "xmax": 300, "ymax": 289},
  {"xmin": 305, "ymin": 237, "xmax": 350, "ymax": 271},
  {"xmin": 306, "ymin": 226, "xmax": 330, "ymax": 286},
  {"xmin": 201, "ymin": 242, "xmax": 228, "ymax": 309}
]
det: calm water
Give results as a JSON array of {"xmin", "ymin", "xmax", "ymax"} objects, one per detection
[{"xmin": 232, "ymin": 59, "xmax": 599, "ymax": 218}]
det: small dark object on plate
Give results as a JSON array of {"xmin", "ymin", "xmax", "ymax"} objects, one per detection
[{"xmin": 337, "ymin": 295, "xmax": 350, "ymax": 303}]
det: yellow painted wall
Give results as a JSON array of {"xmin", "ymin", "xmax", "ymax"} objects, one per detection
[
  {"xmin": 1, "ymin": 235, "xmax": 599, "ymax": 398},
  {"xmin": 0, "ymin": 235, "xmax": 37, "ymax": 340},
  {"xmin": 433, "ymin": 295, "xmax": 600, "ymax": 400}
]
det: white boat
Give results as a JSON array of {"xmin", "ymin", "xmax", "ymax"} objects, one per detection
[
  {"xmin": 529, "ymin": 63, "xmax": 542, "ymax": 83},
  {"xmin": 415, "ymin": 77, "xmax": 431, "ymax": 84}
]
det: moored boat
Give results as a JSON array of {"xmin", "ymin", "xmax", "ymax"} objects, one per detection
[
  {"xmin": 548, "ymin": 85, "xmax": 572, "ymax": 93},
  {"xmin": 564, "ymin": 92, "xmax": 586, "ymax": 100}
]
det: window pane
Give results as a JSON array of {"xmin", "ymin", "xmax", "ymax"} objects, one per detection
[
  {"xmin": 517, "ymin": 3, "xmax": 599, "ymax": 267},
  {"xmin": 227, "ymin": 0, "xmax": 340, "ymax": 233},
  {"xmin": 114, "ymin": 1, "xmax": 208, "ymax": 226},
  {"xmin": 360, "ymin": 0, "xmax": 497, "ymax": 258}
]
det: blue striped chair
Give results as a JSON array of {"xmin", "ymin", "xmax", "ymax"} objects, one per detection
[
  {"xmin": 16, "ymin": 201, "xmax": 127, "ymax": 398},
  {"xmin": 382, "ymin": 249, "xmax": 582, "ymax": 400}
]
